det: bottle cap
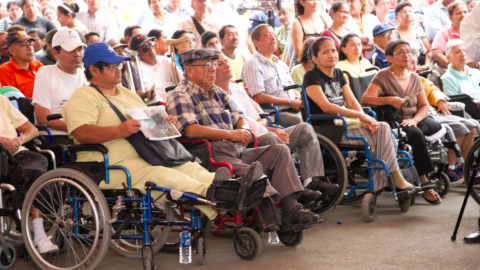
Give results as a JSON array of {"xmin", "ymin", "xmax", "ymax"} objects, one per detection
[{"xmin": 337, "ymin": 221, "xmax": 342, "ymax": 225}]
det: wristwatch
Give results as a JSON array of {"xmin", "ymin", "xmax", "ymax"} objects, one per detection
[{"xmin": 240, "ymin": 125, "xmax": 251, "ymax": 131}]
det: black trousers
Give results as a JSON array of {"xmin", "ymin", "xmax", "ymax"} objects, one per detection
[
  {"xmin": 8, "ymin": 150, "xmax": 48, "ymax": 194},
  {"xmin": 402, "ymin": 116, "xmax": 441, "ymax": 176}
]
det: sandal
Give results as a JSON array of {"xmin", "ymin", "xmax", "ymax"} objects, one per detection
[
  {"xmin": 423, "ymin": 189, "xmax": 442, "ymax": 205},
  {"xmin": 281, "ymin": 204, "xmax": 322, "ymax": 231}
]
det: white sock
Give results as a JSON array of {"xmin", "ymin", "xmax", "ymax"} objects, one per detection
[
  {"xmin": 32, "ymin": 218, "xmax": 47, "ymax": 243},
  {"xmin": 449, "ymin": 165, "xmax": 456, "ymax": 170},
  {"xmin": 303, "ymin": 177, "xmax": 313, "ymax": 188}
]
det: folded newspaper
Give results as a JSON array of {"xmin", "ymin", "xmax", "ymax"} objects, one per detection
[{"xmin": 126, "ymin": 106, "xmax": 181, "ymax": 141}]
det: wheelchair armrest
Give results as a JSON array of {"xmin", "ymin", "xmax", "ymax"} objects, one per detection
[
  {"xmin": 365, "ymin": 67, "xmax": 379, "ymax": 72},
  {"xmin": 24, "ymin": 138, "xmax": 42, "ymax": 149},
  {"xmin": 147, "ymin": 101, "xmax": 167, "ymax": 107},
  {"xmin": 448, "ymin": 94, "xmax": 474, "ymax": 101},
  {"xmin": 234, "ymin": 79, "xmax": 243, "ymax": 83},
  {"xmin": 309, "ymin": 113, "xmax": 341, "ymax": 119},
  {"xmin": 259, "ymin": 103, "xmax": 275, "ymax": 108},
  {"xmin": 258, "ymin": 112, "xmax": 269, "ymax": 118},
  {"xmin": 34, "ymin": 124, "xmax": 48, "ymax": 131},
  {"xmin": 47, "ymin": 114, "xmax": 62, "ymax": 121},
  {"xmin": 67, "ymin": 144, "xmax": 108, "ymax": 153},
  {"xmin": 283, "ymin": 84, "xmax": 299, "ymax": 91},
  {"xmin": 165, "ymin": 85, "xmax": 176, "ymax": 92},
  {"xmin": 362, "ymin": 107, "xmax": 372, "ymax": 111},
  {"xmin": 419, "ymin": 70, "xmax": 432, "ymax": 79}
]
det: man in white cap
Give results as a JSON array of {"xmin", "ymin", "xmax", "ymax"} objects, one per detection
[{"xmin": 33, "ymin": 27, "xmax": 87, "ymax": 148}]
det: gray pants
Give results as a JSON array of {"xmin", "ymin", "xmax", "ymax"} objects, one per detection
[
  {"xmin": 431, "ymin": 114, "xmax": 479, "ymax": 138},
  {"xmin": 209, "ymin": 141, "xmax": 304, "ymax": 201},
  {"xmin": 257, "ymin": 123, "xmax": 324, "ymax": 180},
  {"xmin": 278, "ymin": 111, "xmax": 303, "ymax": 126}
]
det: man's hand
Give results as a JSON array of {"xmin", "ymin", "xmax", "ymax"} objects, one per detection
[
  {"xmin": 230, "ymin": 129, "xmax": 252, "ymax": 146},
  {"xmin": 289, "ymin": 99, "xmax": 302, "ymax": 111},
  {"xmin": 389, "ymin": 96, "xmax": 404, "ymax": 109},
  {"xmin": 117, "ymin": 119, "xmax": 142, "ymax": 138},
  {"xmin": 436, "ymin": 100, "xmax": 451, "ymax": 115},
  {"xmin": 167, "ymin": 115, "xmax": 177, "ymax": 124},
  {"xmin": 274, "ymin": 129, "xmax": 290, "ymax": 144},
  {"xmin": 0, "ymin": 137, "xmax": 20, "ymax": 154}
]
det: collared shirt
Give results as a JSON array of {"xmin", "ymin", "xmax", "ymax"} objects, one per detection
[
  {"xmin": 0, "ymin": 95, "xmax": 28, "ymax": 154},
  {"xmin": 166, "ymin": 79, "xmax": 244, "ymax": 133},
  {"xmin": 424, "ymin": 1, "xmax": 451, "ymax": 41},
  {"xmin": 442, "ymin": 64, "xmax": 480, "ymax": 102},
  {"xmin": 369, "ymin": 46, "xmax": 388, "ymax": 69},
  {"xmin": 164, "ymin": 5, "xmax": 191, "ymax": 19},
  {"xmin": 0, "ymin": 16, "xmax": 12, "ymax": 32},
  {"xmin": 77, "ymin": 8, "xmax": 120, "ymax": 42},
  {"xmin": 336, "ymin": 58, "xmax": 376, "ymax": 82},
  {"xmin": 0, "ymin": 57, "xmax": 43, "ymax": 98},
  {"xmin": 241, "ymin": 52, "xmax": 295, "ymax": 112},
  {"xmin": 432, "ymin": 26, "xmax": 460, "ymax": 52},
  {"xmin": 140, "ymin": 12, "xmax": 180, "ymax": 40},
  {"xmin": 461, "ymin": 3, "xmax": 480, "ymax": 62}
]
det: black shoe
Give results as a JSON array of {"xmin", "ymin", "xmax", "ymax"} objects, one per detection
[
  {"xmin": 464, "ymin": 229, "xmax": 480, "ymax": 243},
  {"xmin": 297, "ymin": 188, "xmax": 322, "ymax": 207},
  {"xmin": 307, "ymin": 178, "xmax": 340, "ymax": 199}
]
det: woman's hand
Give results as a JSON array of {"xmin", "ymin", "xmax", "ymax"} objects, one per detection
[
  {"xmin": 0, "ymin": 137, "xmax": 20, "ymax": 154},
  {"xmin": 389, "ymin": 96, "xmax": 404, "ymax": 109},
  {"xmin": 360, "ymin": 114, "xmax": 379, "ymax": 134},
  {"xmin": 416, "ymin": 65, "xmax": 429, "ymax": 74},
  {"xmin": 436, "ymin": 100, "xmax": 451, "ymax": 115},
  {"xmin": 117, "ymin": 119, "xmax": 142, "ymax": 138},
  {"xmin": 167, "ymin": 115, "xmax": 177, "ymax": 124},
  {"xmin": 401, "ymin": 118, "xmax": 418, "ymax": 127}
]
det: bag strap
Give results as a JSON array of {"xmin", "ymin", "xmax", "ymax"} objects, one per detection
[
  {"xmin": 327, "ymin": 29, "xmax": 342, "ymax": 46},
  {"xmin": 90, "ymin": 84, "xmax": 128, "ymax": 123},
  {"xmin": 191, "ymin": 16, "xmax": 206, "ymax": 36},
  {"xmin": 371, "ymin": 52, "xmax": 378, "ymax": 66}
]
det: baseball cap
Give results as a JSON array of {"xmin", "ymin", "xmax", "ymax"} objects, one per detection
[
  {"xmin": 372, "ymin": 23, "xmax": 395, "ymax": 37},
  {"xmin": 129, "ymin": 33, "xmax": 154, "ymax": 51},
  {"xmin": 180, "ymin": 48, "xmax": 219, "ymax": 69},
  {"xmin": 107, "ymin": 41, "xmax": 128, "ymax": 49},
  {"xmin": 5, "ymin": 31, "xmax": 35, "ymax": 48},
  {"xmin": 83, "ymin": 42, "xmax": 131, "ymax": 68},
  {"xmin": 52, "ymin": 28, "xmax": 86, "ymax": 52}
]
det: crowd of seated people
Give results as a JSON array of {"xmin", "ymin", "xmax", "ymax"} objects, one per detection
[{"xmin": 2, "ymin": 0, "xmax": 480, "ymax": 247}]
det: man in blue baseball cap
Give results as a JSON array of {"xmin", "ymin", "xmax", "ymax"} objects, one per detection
[{"xmin": 370, "ymin": 23, "xmax": 395, "ymax": 69}]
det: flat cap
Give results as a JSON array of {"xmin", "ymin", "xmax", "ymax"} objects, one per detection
[{"xmin": 180, "ymin": 48, "xmax": 219, "ymax": 69}]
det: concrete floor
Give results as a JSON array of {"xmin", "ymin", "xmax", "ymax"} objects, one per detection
[{"xmin": 15, "ymin": 185, "xmax": 480, "ymax": 270}]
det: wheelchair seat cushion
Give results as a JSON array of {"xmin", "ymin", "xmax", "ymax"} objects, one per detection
[{"xmin": 423, "ymin": 125, "xmax": 446, "ymax": 142}]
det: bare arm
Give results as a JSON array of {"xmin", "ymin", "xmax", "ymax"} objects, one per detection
[
  {"xmin": 15, "ymin": 121, "xmax": 39, "ymax": 146},
  {"xmin": 412, "ymin": 90, "xmax": 430, "ymax": 123},
  {"xmin": 246, "ymin": 32, "xmax": 256, "ymax": 55},
  {"xmin": 252, "ymin": 92, "xmax": 293, "ymax": 106},
  {"xmin": 306, "ymin": 84, "xmax": 364, "ymax": 119},
  {"xmin": 72, "ymin": 119, "xmax": 141, "ymax": 144},
  {"xmin": 34, "ymin": 104, "xmax": 67, "ymax": 132},
  {"xmin": 432, "ymin": 49, "xmax": 449, "ymax": 67},
  {"xmin": 291, "ymin": 20, "xmax": 304, "ymax": 58},
  {"xmin": 361, "ymin": 83, "xmax": 404, "ymax": 108}
]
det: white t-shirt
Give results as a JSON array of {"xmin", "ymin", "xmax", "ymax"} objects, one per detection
[
  {"xmin": 228, "ymin": 82, "xmax": 268, "ymax": 136},
  {"xmin": 140, "ymin": 13, "xmax": 179, "ymax": 39},
  {"xmin": 32, "ymin": 65, "xmax": 88, "ymax": 135},
  {"xmin": 136, "ymin": 56, "xmax": 183, "ymax": 103}
]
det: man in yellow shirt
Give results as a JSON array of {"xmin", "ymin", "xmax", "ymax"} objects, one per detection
[{"xmin": 219, "ymin": 25, "xmax": 245, "ymax": 81}]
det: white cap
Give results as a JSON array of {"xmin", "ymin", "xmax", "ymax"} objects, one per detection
[{"xmin": 52, "ymin": 27, "xmax": 86, "ymax": 52}]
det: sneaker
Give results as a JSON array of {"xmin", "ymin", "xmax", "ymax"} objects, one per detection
[
  {"xmin": 35, "ymin": 235, "xmax": 59, "ymax": 254},
  {"xmin": 447, "ymin": 168, "xmax": 465, "ymax": 186}
]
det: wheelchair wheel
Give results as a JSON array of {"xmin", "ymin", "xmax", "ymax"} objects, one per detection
[
  {"xmin": 313, "ymin": 133, "xmax": 348, "ymax": 214},
  {"xmin": 463, "ymin": 138, "xmax": 480, "ymax": 205},
  {"xmin": 21, "ymin": 168, "xmax": 111, "ymax": 270},
  {"xmin": 0, "ymin": 243, "xmax": 16, "ymax": 270},
  {"xmin": 233, "ymin": 227, "xmax": 262, "ymax": 261},
  {"xmin": 196, "ymin": 237, "xmax": 205, "ymax": 265},
  {"xmin": 398, "ymin": 197, "xmax": 411, "ymax": 212},
  {"xmin": 361, "ymin": 193, "xmax": 376, "ymax": 223},
  {"xmin": 428, "ymin": 172, "xmax": 450, "ymax": 197},
  {"xmin": 109, "ymin": 201, "xmax": 174, "ymax": 259},
  {"xmin": 278, "ymin": 230, "xmax": 304, "ymax": 247}
]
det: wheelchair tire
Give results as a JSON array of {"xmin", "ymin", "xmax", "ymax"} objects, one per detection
[
  {"xmin": 463, "ymin": 138, "xmax": 480, "ymax": 205},
  {"xmin": 278, "ymin": 230, "xmax": 304, "ymax": 247},
  {"xmin": 21, "ymin": 168, "xmax": 111, "ymax": 270},
  {"xmin": 361, "ymin": 193, "xmax": 376, "ymax": 223},
  {"xmin": 196, "ymin": 237, "xmax": 205, "ymax": 265},
  {"xmin": 233, "ymin": 227, "xmax": 262, "ymax": 261},
  {"xmin": 398, "ymin": 197, "xmax": 411, "ymax": 212},
  {"xmin": 109, "ymin": 201, "xmax": 174, "ymax": 259},
  {"xmin": 0, "ymin": 243, "xmax": 16, "ymax": 270},
  {"xmin": 428, "ymin": 172, "xmax": 450, "ymax": 197},
  {"xmin": 313, "ymin": 133, "xmax": 348, "ymax": 214}
]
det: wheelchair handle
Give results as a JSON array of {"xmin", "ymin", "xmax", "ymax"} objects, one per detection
[
  {"xmin": 283, "ymin": 84, "xmax": 298, "ymax": 91},
  {"xmin": 47, "ymin": 114, "xmax": 63, "ymax": 121},
  {"xmin": 165, "ymin": 85, "xmax": 176, "ymax": 92},
  {"xmin": 234, "ymin": 79, "xmax": 243, "ymax": 83}
]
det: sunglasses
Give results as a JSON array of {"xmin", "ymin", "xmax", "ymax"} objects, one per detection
[{"xmin": 142, "ymin": 41, "xmax": 155, "ymax": 53}]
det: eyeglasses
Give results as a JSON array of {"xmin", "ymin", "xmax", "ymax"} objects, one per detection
[
  {"xmin": 336, "ymin": 10, "xmax": 350, "ymax": 15},
  {"xmin": 189, "ymin": 61, "xmax": 218, "ymax": 69},
  {"xmin": 392, "ymin": 51, "xmax": 413, "ymax": 56},
  {"xmin": 100, "ymin": 63, "xmax": 123, "ymax": 70},
  {"xmin": 398, "ymin": 10, "xmax": 413, "ymax": 16},
  {"xmin": 142, "ymin": 41, "xmax": 155, "ymax": 53},
  {"xmin": 380, "ymin": 32, "xmax": 393, "ymax": 38}
]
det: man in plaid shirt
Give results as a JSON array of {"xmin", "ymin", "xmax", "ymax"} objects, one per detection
[
  {"xmin": 167, "ymin": 48, "xmax": 321, "ymax": 227},
  {"xmin": 242, "ymin": 24, "xmax": 303, "ymax": 127}
]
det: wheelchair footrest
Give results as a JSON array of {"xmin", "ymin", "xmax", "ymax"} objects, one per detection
[
  {"xmin": 420, "ymin": 180, "xmax": 438, "ymax": 191},
  {"xmin": 397, "ymin": 190, "xmax": 415, "ymax": 201},
  {"xmin": 206, "ymin": 179, "xmax": 240, "ymax": 210},
  {"xmin": 244, "ymin": 176, "xmax": 269, "ymax": 209},
  {"xmin": 401, "ymin": 167, "xmax": 420, "ymax": 184}
]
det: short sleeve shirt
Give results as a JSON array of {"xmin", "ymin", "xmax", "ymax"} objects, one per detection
[
  {"xmin": 0, "ymin": 58, "xmax": 43, "ymax": 98},
  {"xmin": 12, "ymin": 16, "xmax": 57, "ymax": 36},
  {"xmin": 0, "ymin": 95, "xmax": 28, "ymax": 153},
  {"xmin": 371, "ymin": 69, "xmax": 423, "ymax": 119},
  {"xmin": 431, "ymin": 26, "xmax": 459, "ymax": 52},
  {"xmin": 303, "ymin": 68, "xmax": 347, "ymax": 115}
]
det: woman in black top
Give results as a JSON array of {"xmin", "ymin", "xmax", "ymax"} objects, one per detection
[{"xmin": 303, "ymin": 36, "xmax": 416, "ymax": 192}]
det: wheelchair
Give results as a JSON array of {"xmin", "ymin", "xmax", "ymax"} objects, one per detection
[{"xmin": 298, "ymin": 83, "xmax": 428, "ymax": 222}]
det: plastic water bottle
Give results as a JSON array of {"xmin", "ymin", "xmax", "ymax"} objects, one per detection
[
  {"xmin": 267, "ymin": 231, "xmax": 279, "ymax": 244},
  {"xmin": 179, "ymin": 227, "xmax": 192, "ymax": 264}
]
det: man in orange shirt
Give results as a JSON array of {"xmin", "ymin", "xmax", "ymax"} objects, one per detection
[{"xmin": 0, "ymin": 31, "xmax": 42, "ymax": 98}]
